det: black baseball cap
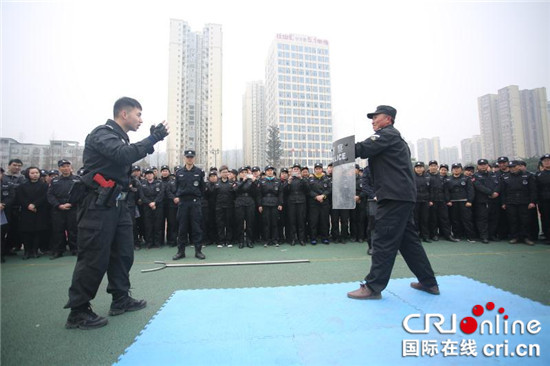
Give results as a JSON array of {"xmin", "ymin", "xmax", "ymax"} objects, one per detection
[
  {"xmin": 451, "ymin": 163, "xmax": 462, "ymax": 169},
  {"xmin": 184, "ymin": 150, "xmax": 195, "ymax": 157},
  {"xmin": 367, "ymin": 105, "xmax": 397, "ymax": 120},
  {"xmin": 161, "ymin": 165, "xmax": 170, "ymax": 171},
  {"xmin": 301, "ymin": 166, "xmax": 309, "ymax": 171},
  {"xmin": 497, "ymin": 156, "xmax": 509, "ymax": 163},
  {"xmin": 314, "ymin": 163, "xmax": 323, "ymax": 169},
  {"xmin": 48, "ymin": 169, "xmax": 59, "ymax": 176},
  {"xmin": 428, "ymin": 160, "xmax": 438, "ymax": 166},
  {"xmin": 280, "ymin": 168, "xmax": 289, "ymax": 173},
  {"xmin": 292, "ymin": 163, "xmax": 301, "ymax": 169},
  {"xmin": 464, "ymin": 165, "xmax": 475, "ymax": 171},
  {"xmin": 144, "ymin": 167, "xmax": 154, "ymax": 174},
  {"xmin": 239, "ymin": 166, "xmax": 248, "ymax": 173},
  {"xmin": 57, "ymin": 159, "xmax": 71, "ymax": 167},
  {"xmin": 508, "ymin": 160, "xmax": 518, "ymax": 167},
  {"xmin": 440, "ymin": 164, "xmax": 449, "ymax": 170},
  {"xmin": 252, "ymin": 166, "xmax": 260, "ymax": 172},
  {"xmin": 265, "ymin": 165, "xmax": 275, "ymax": 171},
  {"xmin": 540, "ymin": 154, "xmax": 550, "ymax": 161},
  {"xmin": 132, "ymin": 165, "xmax": 141, "ymax": 171},
  {"xmin": 414, "ymin": 162, "xmax": 425, "ymax": 167},
  {"xmin": 208, "ymin": 171, "xmax": 218, "ymax": 177},
  {"xmin": 477, "ymin": 159, "xmax": 489, "ymax": 165}
]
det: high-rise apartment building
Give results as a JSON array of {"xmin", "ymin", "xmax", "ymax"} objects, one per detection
[
  {"xmin": 440, "ymin": 146, "xmax": 459, "ymax": 165},
  {"xmin": 264, "ymin": 34, "xmax": 333, "ymax": 168},
  {"xmin": 478, "ymin": 85, "xmax": 549, "ymax": 160},
  {"xmin": 242, "ymin": 81, "xmax": 266, "ymax": 167},
  {"xmin": 167, "ymin": 19, "xmax": 222, "ymax": 169},
  {"xmin": 461, "ymin": 135, "xmax": 482, "ymax": 164},
  {"xmin": 416, "ymin": 137, "xmax": 440, "ymax": 163}
]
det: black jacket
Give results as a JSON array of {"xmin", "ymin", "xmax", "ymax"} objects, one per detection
[
  {"xmin": 360, "ymin": 166, "xmax": 376, "ymax": 200},
  {"xmin": 535, "ymin": 170, "xmax": 550, "ymax": 201},
  {"xmin": 258, "ymin": 178, "xmax": 283, "ymax": 207},
  {"xmin": 501, "ymin": 172, "xmax": 537, "ymax": 205},
  {"xmin": 214, "ymin": 179, "xmax": 235, "ymax": 208},
  {"xmin": 472, "ymin": 171, "xmax": 500, "ymax": 203},
  {"xmin": 82, "ymin": 119, "xmax": 156, "ymax": 188},
  {"xmin": 47, "ymin": 174, "xmax": 82, "ymax": 208},
  {"xmin": 139, "ymin": 179, "xmax": 164, "ymax": 205},
  {"xmin": 175, "ymin": 165, "xmax": 205, "ymax": 199},
  {"xmin": 447, "ymin": 175, "xmax": 474, "ymax": 202},
  {"xmin": 16, "ymin": 181, "xmax": 49, "ymax": 232},
  {"xmin": 307, "ymin": 175, "xmax": 331, "ymax": 205},
  {"xmin": 233, "ymin": 178, "xmax": 257, "ymax": 208},
  {"xmin": 355, "ymin": 125, "xmax": 416, "ymax": 202},
  {"xmin": 161, "ymin": 176, "xmax": 177, "ymax": 207},
  {"xmin": 414, "ymin": 173, "xmax": 431, "ymax": 202},
  {"xmin": 285, "ymin": 176, "xmax": 308, "ymax": 204},
  {"xmin": 428, "ymin": 172, "xmax": 449, "ymax": 202}
]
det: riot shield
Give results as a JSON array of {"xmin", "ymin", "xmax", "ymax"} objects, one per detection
[{"xmin": 332, "ymin": 135, "xmax": 356, "ymax": 209}]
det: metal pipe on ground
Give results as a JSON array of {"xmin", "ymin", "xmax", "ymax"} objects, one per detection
[{"xmin": 141, "ymin": 259, "xmax": 310, "ymax": 273}]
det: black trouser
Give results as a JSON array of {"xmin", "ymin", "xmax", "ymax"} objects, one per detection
[
  {"xmin": 529, "ymin": 205, "xmax": 539, "ymax": 240},
  {"xmin": 216, "ymin": 206, "xmax": 234, "ymax": 244},
  {"xmin": 235, "ymin": 204, "xmax": 255, "ymax": 243},
  {"xmin": 366, "ymin": 199, "xmax": 377, "ymax": 248},
  {"xmin": 365, "ymin": 200, "xmax": 437, "ymax": 293},
  {"xmin": 414, "ymin": 201, "xmax": 430, "ymax": 239},
  {"xmin": 449, "ymin": 201, "xmax": 476, "ymax": 239},
  {"xmin": 0, "ymin": 223, "xmax": 8, "ymax": 257},
  {"xmin": 497, "ymin": 206, "xmax": 509, "ymax": 239},
  {"xmin": 65, "ymin": 193, "xmax": 134, "ymax": 309},
  {"xmin": 128, "ymin": 205, "xmax": 140, "ymax": 246},
  {"xmin": 539, "ymin": 199, "xmax": 550, "ymax": 239},
  {"xmin": 506, "ymin": 204, "xmax": 532, "ymax": 240},
  {"xmin": 262, "ymin": 206, "xmax": 279, "ymax": 242},
  {"xmin": 278, "ymin": 206, "xmax": 287, "ymax": 242},
  {"xmin": 7, "ymin": 207, "xmax": 22, "ymax": 251},
  {"xmin": 51, "ymin": 208, "xmax": 78, "ymax": 254},
  {"xmin": 429, "ymin": 201, "xmax": 452, "ymax": 238},
  {"xmin": 22, "ymin": 231, "xmax": 46, "ymax": 256},
  {"xmin": 206, "ymin": 205, "xmax": 217, "ymax": 244},
  {"xmin": 136, "ymin": 205, "xmax": 145, "ymax": 243},
  {"xmin": 350, "ymin": 200, "xmax": 367, "ymax": 241},
  {"xmin": 177, "ymin": 199, "xmax": 203, "ymax": 249},
  {"xmin": 163, "ymin": 202, "xmax": 178, "ymax": 245},
  {"xmin": 143, "ymin": 204, "xmax": 164, "ymax": 247},
  {"xmin": 287, "ymin": 202, "xmax": 306, "ymax": 242},
  {"xmin": 309, "ymin": 202, "xmax": 329, "ymax": 241},
  {"xmin": 331, "ymin": 209, "xmax": 350, "ymax": 240},
  {"xmin": 474, "ymin": 200, "xmax": 499, "ymax": 240}
]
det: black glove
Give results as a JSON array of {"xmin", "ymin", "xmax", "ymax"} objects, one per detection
[{"xmin": 149, "ymin": 123, "xmax": 169, "ymax": 142}]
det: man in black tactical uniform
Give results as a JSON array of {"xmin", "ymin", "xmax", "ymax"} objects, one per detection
[
  {"xmin": 139, "ymin": 167, "xmax": 165, "ymax": 248},
  {"xmin": 65, "ymin": 97, "xmax": 168, "ymax": 329},
  {"xmin": 214, "ymin": 166, "xmax": 235, "ymax": 247},
  {"xmin": 258, "ymin": 165, "xmax": 283, "ymax": 247},
  {"xmin": 160, "ymin": 165, "xmax": 178, "ymax": 246},
  {"xmin": 472, "ymin": 159, "xmax": 500, "ymax": 243},
  {"xmin": 413, "ymin": 162, "xmax": 432, "ymax": 242},
  {"xmin": 427, "ymin": 161, "xmax": 458, "ymax": 242},
  {"xmin": 501, "ymin": 160, "xmax": 537, "ymax": 245},
  {"xmin": 348, "ymin": 105, "xmax": 439, "ymax": 300},
  {"xmin": 308, "ymin": 163, "xmax": 331, "ymax": 245},
  {"xmin": 172, "ymin": 150, "xmax": 206, "ymax": 260},
  {"xmin": 48, "ymin": 159, "xmax": 81, "ymax": 259},
  {"xmin": 286, "ymin": 164, "xmax": 308, "ymax": 246},
  {"xmin": 536, "ymin": 154, "xmax": 550, "ymax": 244},
  {"xmin": 447, "ymin": 163, "xmax": 476, "ymax": 243}
]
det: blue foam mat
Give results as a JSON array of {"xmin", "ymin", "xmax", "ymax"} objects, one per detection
[{"xmin": 116, "ymin": 276, "xmax": 549, "ymax": 365}]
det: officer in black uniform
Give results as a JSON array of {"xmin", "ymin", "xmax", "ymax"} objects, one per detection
[
  {"xmin": 1, "ymin": 167, "xmax": 15, "ymax": 262},
  {"xmin": 495, "ymin": 156, "xmax": 511, "ymax": 239},
  {"xmin": 214, "ymin": 166, "xmax": 235, "ymax": 247},
  {"xmin": 234, "ymin": 167, "xmax": 258, "ymax": 248},
  {"xmin": 501, "ymin": 160, "xmax": 537, "ymax": 245},
  {"xmin": 472, "ymin": 159, "xmax": 500, "ymax": 243},
  {"xmin": 427, "ymin": 161, "xmax": 457, "ymax": 242},
  {"xmin": 258, "ymin": 165, "xmax": 283, "ymax": 247},
  {"xmin": 447, "ymin": 163, "xmax": 476, "ymax": 242},
  {"xmin": 278, "ymin": 168, "xmax": 290, "ymax": 243},
  {"xmin": 160, "ymin": 165, "xmax": 178, "ymax": 246},
  {"xmin": 536, "ymin": 154, "xmax": 550, "ymax": 243},
  {"xmin": 285, "ymin": 164, "xmax": 308, "ymax": 246},
  {"xmin": 519, "ymin": 160, "xmax": 540, "ymax": 240},
  {"xmin": 204, "ymin": 170, "xmax": 219, "ymax": 246},
  {"xmin": 65, "ymin": 97, "xmax": 168, "ymax": 329},
  {"xmin": 348, "ymin": 105, "xmax": 438, "ymax": 300},
  {"xmin": 48, "ymin": 159, "xmax": 81, "ymax": 259},
  {"xmin": 139, "ymin": 167, "xmax": 164, "ymax": 248},
  {"xmin": 308, "ymin": 163, "xmax": 331, "ymax": 245},
  {"xmin": 4, "ymin": 159, "xmax": 26, "ymax": 254},
  {"xmin": 413, "ymin": 162, "xmax": 432, "ymax": 242},
  {"xmin": 128, "ymin": 165, "xmax": 142, "ymax": 250},
  {"xmin": 172, "ymin": 150, "xmax": 206, "ymax": 260}
]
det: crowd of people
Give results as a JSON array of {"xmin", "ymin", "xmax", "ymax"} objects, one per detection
[{"xmin": 1, "ymin": 153, "xmax": 550, "ymax": 262}]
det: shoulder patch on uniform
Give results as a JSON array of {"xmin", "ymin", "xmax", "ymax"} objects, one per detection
[{"xmin": 369, "ymin": 134, "xmax": 381, "ymax": 141}]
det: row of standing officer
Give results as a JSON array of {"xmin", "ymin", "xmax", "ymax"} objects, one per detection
[{"xmin": 412, "ymin": 155, "xmax": 550, "ymax": 245}]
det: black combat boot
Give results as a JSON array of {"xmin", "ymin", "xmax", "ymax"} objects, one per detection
[
  {"xmin": 109, "ymin": 296, "xmax": 147, "ymax": 316},
  {"xmin": 66, "ymin": 304, "xmax": 108, "ymax": 330},
  {"xmin": 195, "ymin": 245, "xmax": 205, "ymax": 260},
  {"xmin": 172, "ymin": 247, "xmax": 185, "ymax": 260}
]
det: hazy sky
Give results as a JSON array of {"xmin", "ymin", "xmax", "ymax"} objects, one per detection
[{"xmin": 2, "ymin": 0, "xmax": 549, "ymax": 157}]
